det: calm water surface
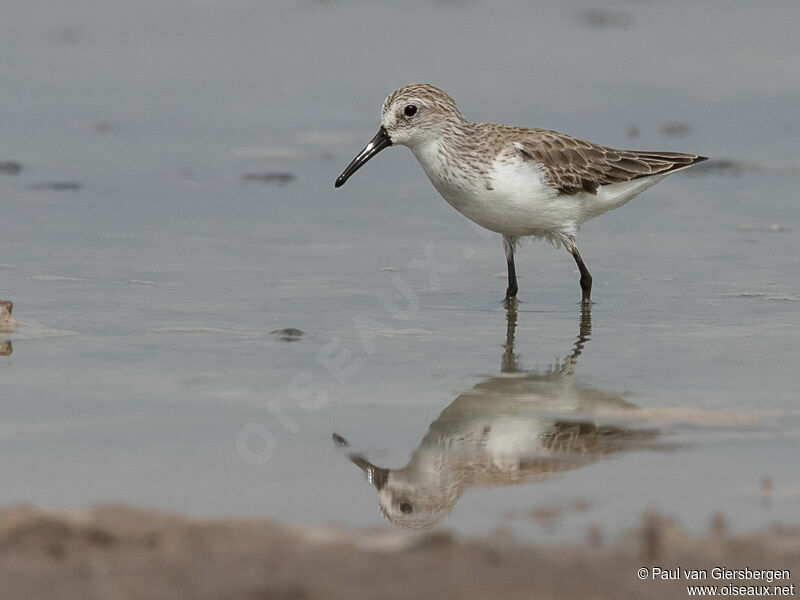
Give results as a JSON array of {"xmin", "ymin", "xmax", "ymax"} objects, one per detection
[{"xmin": 1, "ymin": 0, "xmax": 799, "ymax": 541}]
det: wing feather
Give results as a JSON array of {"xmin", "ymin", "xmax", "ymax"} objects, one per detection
[{"xmin": 511, "ymin": 129, "xmax": 707, "ymax": 195}]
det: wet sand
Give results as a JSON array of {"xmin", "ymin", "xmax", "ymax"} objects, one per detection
[{"xmin": 2, "ymin": 504, "xmax": 796, "ymax": 600}]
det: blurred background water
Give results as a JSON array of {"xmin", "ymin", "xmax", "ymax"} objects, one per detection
[{"xmin": 1, "ymin": 0, "xmax": 799, "ymax": 541}]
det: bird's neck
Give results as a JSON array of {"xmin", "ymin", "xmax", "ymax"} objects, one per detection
[{"xmin": 409, "ymin": 121, "xmax": 482, "ymax": 190}]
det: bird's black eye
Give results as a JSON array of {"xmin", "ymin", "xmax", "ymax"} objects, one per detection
[
  {"xmin": 403, "ymin": 105, "xmax": 417, "ymax": 117},
  {"xmin": 399, "ymin": 501, "xmax": 413, "ymax": 514}
]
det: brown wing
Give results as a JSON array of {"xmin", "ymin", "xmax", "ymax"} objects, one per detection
[{"xmin": 513, "ymin": 129, "xmax": 708, "ymax": 195}]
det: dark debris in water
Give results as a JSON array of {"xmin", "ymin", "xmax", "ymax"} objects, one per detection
[
  {"xmin": 31, "ymin": 182, "xmax": 83, "ymax": 191},
  {"xmin": 660, "ymin": 122, "xmax": 691, "ymax": 137},
  {"xmin": 271, "ymin": 328, "xmax": 304, "ymax": 342},
  {"xmin": 0, "ymin": 161, "xmax": 22, "ymax": 175},
  {"xmin": 581, "ymin": 8, "xmax": 633, "ymax": 30},
  {"xmin": 242, "ymin": 172, "xmax": 296, "ymax": 185}
]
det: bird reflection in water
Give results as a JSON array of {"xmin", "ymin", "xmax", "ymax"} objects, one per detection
[{"xmin": 335, "ymin": 304, "xmax": 657, "ymax": 530}]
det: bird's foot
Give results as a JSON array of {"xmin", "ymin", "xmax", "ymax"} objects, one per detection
[{"xmin": 502, "ymin": 295, "xmax": 518, "ymax": 310}]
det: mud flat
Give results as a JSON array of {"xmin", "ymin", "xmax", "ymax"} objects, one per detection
[{"xmin": 1, "ymin": 504, "xmax": 796, "ymax": 600}]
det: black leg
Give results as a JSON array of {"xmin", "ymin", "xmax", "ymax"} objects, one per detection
[
  {"xmin": 503, "ymin": 236, "xmax": 518, "ymax": 304},
  {"xmin": 570, "ymin": 246, "xmax": 592, "ymax": 303},
  {"xmin": 506, "ymin": 253, "xmax": 518, "ymax": 300}
]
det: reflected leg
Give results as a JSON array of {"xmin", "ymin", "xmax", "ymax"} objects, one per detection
[{"xmin": 501, "ymin": 300, "xmax": 519, "ymax": 373}]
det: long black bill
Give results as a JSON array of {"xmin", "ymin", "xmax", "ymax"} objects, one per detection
[
  {"xmin": 334, "ymin": 126, "xmax": 392, "ymax": 188},
  {"xmin": 349, "ymin": 454, "xmax": 389, "ymax": 490}
]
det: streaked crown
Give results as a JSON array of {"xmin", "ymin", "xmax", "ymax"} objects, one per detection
[{"xmin": 380, "ymin": 83, "xmax": 465, "ymax": 147}]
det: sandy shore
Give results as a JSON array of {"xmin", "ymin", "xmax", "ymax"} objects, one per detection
[{"xmin": 1, "ymin": 504, "xmax": 796, "ymax": 599}]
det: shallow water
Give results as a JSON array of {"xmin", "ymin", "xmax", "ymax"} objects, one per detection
[{"xmin": 1, "ymin": 0, "xmax": 799, "ymax": 541}]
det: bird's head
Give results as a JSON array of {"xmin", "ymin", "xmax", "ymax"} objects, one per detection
[{"xmin": 335, "ymin": 83, "xmax": 464, "ymax": 188}]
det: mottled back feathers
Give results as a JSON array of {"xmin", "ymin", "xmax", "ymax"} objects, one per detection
[{"xmin": 503, "ymin": 126, "xmax": 707, "ymax": 195}]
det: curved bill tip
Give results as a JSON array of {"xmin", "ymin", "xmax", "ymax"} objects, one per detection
[{"xmin": 334, "ymin": 126, "xmax": 392, "ymax": 188}]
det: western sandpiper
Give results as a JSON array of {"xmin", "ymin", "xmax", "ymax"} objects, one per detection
[{"xmin": 335, "ymin": 84, "xmax": 707, "ymax": 304}]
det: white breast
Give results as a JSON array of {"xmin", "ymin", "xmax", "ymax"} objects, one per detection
[
  {"xmin": 410, "ymin": 142, "xmax": 662, "ymax": 240},
  {"xmin": 411, "ymin": 142, "xmax": 568, "ymax": 238}
]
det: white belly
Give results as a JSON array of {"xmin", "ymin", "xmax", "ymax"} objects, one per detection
[{"xmin": 413, "ymin": 144, "xmax": 664, "ymax": 240}]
